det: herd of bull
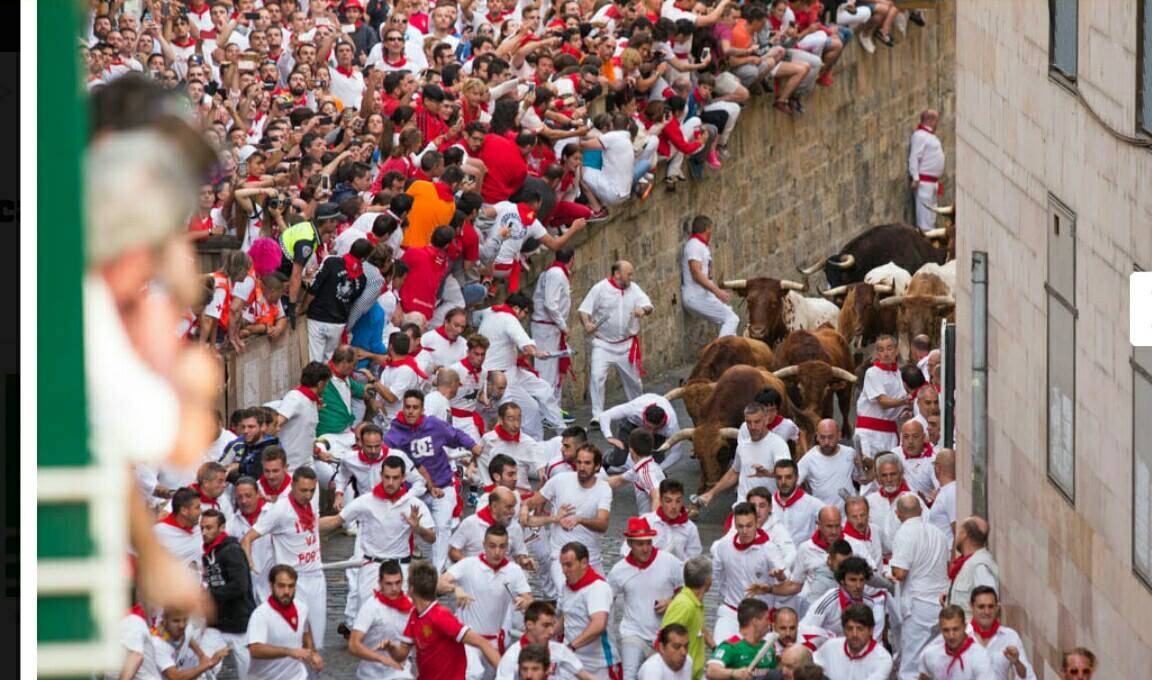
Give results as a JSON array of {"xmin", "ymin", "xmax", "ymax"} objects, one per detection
[{"xmin": 659, "ymin": 219, "xmax": 956, "ymax": 491}]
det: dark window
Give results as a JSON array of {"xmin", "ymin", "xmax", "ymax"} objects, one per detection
[
  {"xmin": 1046, "ymin": 197, "xmax": 1076, "ymax": 502},
  {"xmin": 1050, "ymin": 0, "xmax": 1078, "ymax": 82},
  {"xmin": 1134, "ymin": 347, "xmax": 1152, "ymax": 587},
  {"xmin": 1139, "ymin": 0, "xmax": 1152, "ymax": 134}
]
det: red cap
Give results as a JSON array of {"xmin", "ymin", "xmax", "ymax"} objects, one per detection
[
  {"xmin": 623, "ymin": 517, "xmax": 658, "ymax": 539},
  {"xmin": 341, "ymin": 0, "xmax": 364, "ymax": 10}
]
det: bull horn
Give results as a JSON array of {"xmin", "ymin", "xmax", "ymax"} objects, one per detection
[
  {"xmin": 821, "ymin": 285, "xmax": 849, "ymax": 299},
  {"xmin": 878, "ymin": 295, "xmax": 905, "ymax": 308},
  {"xmin": 657, "ymin": 427, "xmax": 696, "ymax": 452},
  {"xmin": 872, "ymin": 283, "xmax": 894, "ymax": 294},
  {"xmin": 797, "ymin": 260, "xmax": 826, "ymax": 276},
  {"xmin": 924, "ymin": 228, "xmax": 948, "ymax": 239},
  {"xmin": 773, "ymin": 365, "xmax": 800, "ymax": 379},
  {"xmin": 718, "ymin": 427, "xmax": 740, "ymax": 440},
  {"xmin": 827, "ymin": 254, "xmax": 855, "ymax": 269},
  {"xmin": 933, "ymin": 295, "xmax": 956, "ymax": 307},
  {"xmin": 780, "ymin": 279, "xmax": 806, "ymax": 292},
  {"xmin": 722, "ymin": 279, "xmax": 747, "ymax": 290},
  {"xmin": 931, "ymin": 205, "xmax": 955, "ymax": 216},
  {"xmin": 664, "ymin": 387, "xmax": 685, "ymax": 401},
  {"xmin": 831, "ymin": 367, "xmax": 859, "ymax": 383}
]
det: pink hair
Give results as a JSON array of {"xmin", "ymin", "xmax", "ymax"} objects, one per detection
[{"xmin": 248, "ymin": 238, "xmax": 283, "ymax": 277}]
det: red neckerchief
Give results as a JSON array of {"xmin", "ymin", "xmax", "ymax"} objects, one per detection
[
  {"xmin": 775, "ymin": 487, "xmax": 805, "ymax": 510},
  {"xmin": 566, "ymin": 567, "xmax": 605, "ymax": 591},
  {"xmin": 491, "ymin": 304, "xmax": 518, "ymax": 317},
  {"xmin": 294, "ymin": 385, "xmax": 322, "ymax": 405},
  {"xmin": 385, "ymin": 355, "xmax": 429, "ymax": 379},
  {"xmin": 242, "ymin": 498, "xmax": 266, "ymax": 526},
  {"xmin": 607, "ymin": 276, "xmax": 626, "ymax": 293},
  {"xmin": 873, "ymin": 361, "xmax": 898, "ymax": 371},
  {"xmin": 972, "ymin": 619, "xmax": 1000, "ymax": 641},
  {"xmin": 372, "ymin": 482, "xmax": 406, "ymax": 502},
  {"xmin": 625, "ymin": 547, "xmax": 659, "ymax": 569},
  {"xmin": 948, "ymin": 553, "xmax": 974, "ymax": 581},
  {"xmin": 486, "ymin": 8, "xmax": 512, "ymax": 23},
  {"xmin": 357, "ymin": 447, "xmax": 383, "ymax": 465},
  {"xmin": 189, "ymin": 483, "xmax": 219, "ymax": 508},
  {"xmin": 917, "ymin": 124, "xmax": 935, "ymax": 134},
  {"xmin": 412, "ymin": 169, "xmax": 432, "ymax": 183},
  {"xmin": 460, "ymin": 358, "xmax": 481, "ymax": 379},
  {"xmin": 690, "ymin": 233, "xmax": 709, "ymax": 246},
  {"xmin": 878, "ymin": 481, "xmax": 912, "ymax": 503},
  {"xmin": 158, "ymin": 513, "xmax": 194, "ymax": 534},
  {"xmin": 549, "ymin": 261, "xmax": 571, "ymax": 280},
  {"xmin": 266, "ymin": 595, "xmax": 300, "ymax": 630},
  {"xmin": 657, "ymin": 506, "xmax": 689, "ymax": 525},
  {"xmin": 733, "ymin": 529, "xmax": 770, "ymax": 551},
  {"xmin": 494, "ymin": 424, "xmax": 520, "ymax": 443},
  {"xmin": 375, "ymin": 590, "xmax": 414, "ymax": 612},
  {"xmin": 129, "ymin": 604, "xmax": 148, "ymax": 620},
  {"xmin": 945, "ymin": 636, "xmax": 976, "ymax": 675},
  {"xmin": 433, "ymin": 181, "xmax": 455, "ymax": 202},
  {"xmin": 384, "ymin": 55, "xmax": 407, "ymax": 68},
  {"xmin": 516, "ymin": 202, "xmax": 537, "ymax": 225},
  {"xmin": 435, "ymin": 326, "xmax": 454, "ymax": 342},
  {"xmin": 259, "ymin": 473, "xmax": 291, "ymax": 498},
  {"xmin": 343, "ymin": 253, "xmax": 364, "ymax": 279},
  {"xmin": 475, "ymin": 505, "xmax": 497, "ymax": 525},
  {"xmin": 288, "ymin": 494, "xmax": 315, "ymax": 532},
  {"xmin": 811, "ymin": 527, "xmax": 840, "ymax": 551},
  {"xmin": 845, "ymin": 638, "xmax": 878, "ymax": 660},
  {"xmin": 904, "ymin": 442, "xmax": 935, "ymax": 460},
  {"xmin": 838, "ymin": 588, "xmax": 864, "ymax": 610},
  {"xmin": 768, "ymin": 414, "xmax": 785, "ymax": 431},
  {"xmin": 842, "ymin": 521, "xmax": 871, "ymax": 541},
  {"xmin": 482, "ymin": 483, "xmax": 498, "ymax": 493},
  {"xmin": 336, "ymin": 64, "xmax": 356, "ymax": 77},
  {"xmin": 328, "ymin": 361, "xmax": 351, "ymax": 380},
  {"xmin": 479, "ymin": 553, "xmax": 509, "ymax": 571},
  {"xmin": 203, "ymin": 531, "xmax": 229, "ymax": 556}
]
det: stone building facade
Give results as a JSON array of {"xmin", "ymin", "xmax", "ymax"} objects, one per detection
[{"xmin": 954, "ymin": 1, "xmax": 1152, "ymax": 676}]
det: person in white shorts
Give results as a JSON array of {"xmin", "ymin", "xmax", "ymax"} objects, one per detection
[{"xmin": 246, "ymin": 565, "xmax": 324, "ymax": 680}]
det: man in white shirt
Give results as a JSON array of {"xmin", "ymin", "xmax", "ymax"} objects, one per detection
[
  {"xmin": 230, "ymin": 477, "xmax": 275, "ymax": 603},
  {"xmin": 333, "ymin": 425, "xmax": 389, "ymax": 510},
  {"xmin": 928, "ymin": 449, "xmax": 957, "ymax": 546},
  {"xmin": 895, "ymin": 419, "xmax": 937, "ymax": 498},
  {"xmin": 799, "ymin": 556, "xmax": 888, "ymax": 647},
  {"xmin": 968, "ymin": 586, "xmax": 1037, "ymax": 680},
  {"xmin": 330, "ymin": 41, "xmax": 366, "ymax": 109},
  {"xmin": 274, "ymin": 362, "xmax": 332, "ymax": 470},
  {"xmin": 247, "ymin": 565, "xmax": 324, "ymax": 680},
  {"xmin": 887, "ymin": 495, "xmax": 950, "ymax": 680},
  {"xmin": 606, "ymin": 430, "xmax": 666, "ymax": 516},
  {"xmin": 865, "ymin": 453, "xmax": 923, "ymax": 559},
  {"xmin": 598, "ymin": 394, "xmax": 686, "ymax": 471},
  {"xmin": 638, "ymin": 624, "xmax": 694, "ymax": 680},
  {"xmin": 424, "ymin": 368, "xmax": 459, "ymax": 422},
  {"xmin": 558, "ymin": 541, "xmax": 619, "ymax": 679},
  {"xmin": 423, "ymin": 308, "xmax": 470, "ymax": 372},
  {"xmin": 242, "ymin": 467, "xmax": 330, "ymax": 651},
  {"xmin": 918, "ymin": 606, "xmax": 992, "ymax": 680},
  {"xmin": 347, "ymin": 560, "xmax": 416, "ymax": 679},
  {"xmin": 735, "ymin": 388, "xmax": 802, "ymax": 453},
  {"xmin": 798, "ymin": 419, "xmax": 865, "ymax": 510},
  {"xmin": 710, "ymin": 502, "xmax": 789, "ymax": 642},
  {"xmin": 134, "ymin": 609, "xmax": 225, "ymax": 680},
  {"xmin": 696, "ymin": 403, "xmax": 792, "ymax": 508},
  {"xmin": 495, "ymin": 601, "xmax": 594, "ymax": 680},
  {"xmin": 841, "ymin": 496, "xmax": 884, "ymax": 574},
  {"xmin": 450, "ymin": 484, "xmax": 528, "ymax": 563},
  {"xmin": 908, "ymin": 109, "xmax": 945, "ymax": 232},
  {"xmin": 642, "ymin": 479, "xmax": 704, "ymax": 561},
  {"xmin": 481, "ymin": 193, "xmax": 584, "ymax": 293},
  {"xmin": 531, "ymin": 248, "xmax": 575, "ymax": 402},
  {"xmin": 439, "ymin": 524, "xmax": 533, "ymax": 680},
  {"xmin": 374, "ymin": 333, "xmax": 429, "ymax": 429},
  {"xmin": 680, "ymin": 215, "xmax": 739, "ymax": 338},
  {"xmin": 854, "ymin": 336, "xmax": 908, "ymax": 459},
  {"xmin": 771, "ymin": 460, "xmax": 825, "ymax": 548},
  {"xmin": 577, "ymin": 261, "xmax": 654, "ymax": 422},
  {"xmin": 477, "ymin": 402, "xmax": 542, "ymax": 490},
  {"xmin": 450, "ymin": 335, "xmax": 490, "ymax": 443},
  {"xmin": 946, "ymin": 516, "xmax": 1000, "ymax": 621},
  {"xmin": 608, "ymin": 518, "xmax": 685, "ymax": 680},
  {"xmin": 479, "ymin": 291, "xmax": 566, "ymax": 431},
  {"xmin": 153, "ymin": 487, "xmax": 203, "ymax": 576},
  {"xmin": 811, "ymin": 604, "xmax": 893, "ymax": 679}
]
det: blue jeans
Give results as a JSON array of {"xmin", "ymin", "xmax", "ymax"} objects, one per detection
[{"xmin": 633, "ymin": 157, "xmax": 653, "ymax": 184}]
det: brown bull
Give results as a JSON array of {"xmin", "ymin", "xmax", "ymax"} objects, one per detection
[
  {"xmin": 659, "ymin": 365, "xmax": 794, "ymax": 492},
  {"xmin": 824, "ymin": 283, "xmax": 898, "ymax": 354},
  {"xmin": 878, "ymin": 270, "xmax": 954, "ymax": 358},
  {"xmin": 771, "ymin": 327, "xmax": 857, "ymax": 439},
  {"xmin": 719, "ymin": 277, "xmax": 807, "ymax": 346},
  {"xmin": 671, "ymin": 336, "xmax": 776, "ymax": 421}
]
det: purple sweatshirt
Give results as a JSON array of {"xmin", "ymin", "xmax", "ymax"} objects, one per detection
[{"xmin": 383, "ymin": 415, "xmax": 477, "ymax": 488}]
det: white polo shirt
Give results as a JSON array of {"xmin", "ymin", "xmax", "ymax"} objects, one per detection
[
  {"xmin": 771, "ymin": 489, "xmax": 825, "ymax": 547},
  {"xmin": 351, "ymin": 594, "xmax": 415, "ymax": 680},
  {"xmin": 253, "ymin": 496, "xmax": 323, "ymax": 573},
  {"xmin": 641, "ymin": 510, "xmax": 703, "ymax": 560},
  {"xmin": 422, "ymin": 328, "xmax": 468, "ymax": 372},
  {"xmin": 813, "ymin": 639, "xmax": 893, "ymax": 680},
  {"xmin": 340, "ymin": 488, "xmax": 434, "ymax": 560},
  {"xmin": 539, "ymin": 474, "xmax": 613, "ymax": 563},
  {"xmin": 153, "ymin": 517, "xmax": 203, "ymax": 575},
  {"xmin": 560, "ymin": 577, "xmax": 616, "ymax": 671},
  {"xmin": 711, "ymin": 530, "xmax": 788, "ymax": 609},
  {"xmin": 888, "ymin": 515, "xmax": 951, "ymax": 610},
  {"xmin": 896, "ymin": 444, "xmax": 938, "ymax": 497},
  {"xmin": 479, "ymin": 430, "xmax": 543, "ymax": 489},
  {"xmin": 918, "ymin": 636, "xmax": 992, "ymax": 680},
  {"xmin": 274, "ymin": 390, "xmax": 320, "ymax": 471},
  {"xmin": 607, "ymin": 549, "xmax": 684, "ymax": 641},
  {"xmin": 731, "ymin": 432, "xmax": 791, "ymax": 499},
  {"xmin": 247, "ymin": 599, "xmax": 311, "ymax": 680},
  {"xmin": 446, "ymin": 556, "xmax": 531, "ymax": 636},
  {"xmin": 797, "ymin": 444, "xmax": 858, "ymax": 508}
]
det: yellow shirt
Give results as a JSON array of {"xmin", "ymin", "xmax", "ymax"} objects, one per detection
[{"xmin": 662, "ymin": 587, "xmax": 707, "ymax": 679}]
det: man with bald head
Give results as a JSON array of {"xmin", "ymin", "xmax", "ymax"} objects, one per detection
[
  {"xmin": 895, "ymin": 419, "xmax": 937, "ymax": 498},
  {"xmin": 578, "ymin": 260, "xmax": 654, "ymax": 422},
  {"xmin": 887, "ymin": 494, "xmax": 950, "ymax": 680},
  {"xmin": 911, "ymin": 334, "xmax": 933, "ymax": 379},
  {"xmin": 766, "ymin": 643, "xmax": 813, "ymax": 680},
  {"xmin": 946, "ymin": 516, "xmax": 999, "ymax": 620},
  {"xmin": 797, "ymin": 419, "xmax": 867, "ymax": 510},
  {"xmin": 424, "ymin": 367, "xmax": 461, "ymax": 421},
  {"xmin": 928, "ymin": 449, "xmax": 956, "ymax": 544},
  {"xmin": 786, "ymin": 506, "xmax": 845, "ymax": 604}
]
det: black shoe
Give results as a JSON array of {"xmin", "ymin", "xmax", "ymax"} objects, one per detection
[
  {"xmin": 874, "ymin": 30, "xmax": 894, "ymax": 47},
  {"xmin": 337, "ymin": 623, "xmax": 351, "ymax": 639},
  {"xmin": 910, "ymin": 10, "xmax": 926, "ymax": 27}
]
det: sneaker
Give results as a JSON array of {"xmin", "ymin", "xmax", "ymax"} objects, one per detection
[
  {"xmin": 589, "ymin": 418, "xmax": 600, "ymax": 430},
  {"xmin": 875, "ymin": 29, "xmax": 894, "ymax": 47},
  {"xmin": 895, "ymin": 10, "xmax": 909, "ymax": 36},
  {"xmin": 817, "ymin": 72, "xmax": 834, "ymax": 87},
  {"xmin": 706, "ymin": 149, "xmax": 723, "ymax": 169},
  {"xmin": 561, "ymin": 410, "xmax": 576, "ymax": 425},
  {"xmin": 910, "ymin": 10, "xmax": 926, "ymax": 27},
  {"xmin": 634, "ymin": 180, "xmax": 654, "ymax": 201},
  {"xmin": 790, "ymin": 98, "xmax": 805, "ymax": 115},
  {"xmin": 858, "ymin": 30, "xmax": 875, "ymax": 53},
  {"xmin": 587, "ymin": 208, "xmax": 610, "ymax": 223},
  {"xmin": 717, "ymin": 144, "xmax": 730, "ymax": 160}
]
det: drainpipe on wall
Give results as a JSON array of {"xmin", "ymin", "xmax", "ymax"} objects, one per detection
[{"xmin": 970, "ymin": 251, "xmax": 989, "ymax": 518}]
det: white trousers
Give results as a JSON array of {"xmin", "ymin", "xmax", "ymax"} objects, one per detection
[
  {"xmin": 714, "ymin": 604, "xmax": 740, "ymax": 643},
  {"xmin": 421, "ymin": 486, "xmax": 459, "ymax": 572},
  {"xmin": 620, "ymin": 635, "xmax": 655, "ymax": 680},
  {"xmin": 667, "ymin": 118, "xmax": 703, "ymax": 178},
  {"xmin": 432, "ymin": 275, "xmax": 465, "ymax": 328},
  {"xmin": 296, "ymin": 570, "xmax": 328, "ymax": 649},
  {"xmin": 465, "ymin": 642, "xmax": 500, "ymax": 680},
  {"xmin": 529, "ymin": 531, "xmax": 559, "ymax": 600},
  {"xmin": 307, "ymin": 318, "xmax": 345, "ymax": 363},
  {"xmin": 200, "ymin": 628, "xmax": 250, "ymax": 680},
  {"xmin": 704, "ymin": 101, "xmax": 741, "ymax": 145},
  {"xmin": 856, "ymin": 429, "xmax": 899, "ymax": 459},
  {"xmin": 583, "ymin": 167, "xmax": 631, "ymax": 206},
  {"xmin": 508, "ymin": 365, "xmax": 565, "ymax": 431},
  {"xmin": 682, "ymin": 288, "xmax": 740, "ymax": 337},
  {"xmin": 530, "ymin": 321, "xmax": 565, "ymax": 399},
  {"xmin": 914, "ymin": 181, "xmax": 939, "ymax": 231},
  {"xmin": 797, "ymin": 31, "xmax": 829, "ymax": 56},
  {"xmin": 836, "ymin": 4, "xmax": 873, "ymax": 29},
  {"xmin": 897, "ymin": 599, "xmax": 940, "ymax": 680},
  {"xmin": 589, "ymin": 339, "xmax": 644, "ymax": 418}
]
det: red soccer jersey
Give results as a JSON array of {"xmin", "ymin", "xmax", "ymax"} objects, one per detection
[
  {"xmin": 399, "ymin": 245, "xmax": 449, "ymax": 318},
  {"xmin": 476, "ymin": 134, "xmax": 527, "ymax": 204},
  {"xmin": 404, "ymin": 602, "xmax": 468, "ymax": 679}
]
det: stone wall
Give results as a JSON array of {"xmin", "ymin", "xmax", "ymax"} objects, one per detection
[{"xmin": 535, "ymin": 1, "xmax": 956, "ymax": 402}]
